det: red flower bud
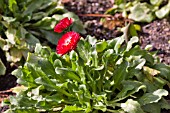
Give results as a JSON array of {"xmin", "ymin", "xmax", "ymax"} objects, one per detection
[
  {"xmin": 56, "ymin": 31, "xmax": 80, "ymax": 56},
  {"xmin": 54, "ymin": 17, "xmax": 73, "ymax": 33}
]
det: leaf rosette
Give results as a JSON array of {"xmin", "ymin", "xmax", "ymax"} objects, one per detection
[{"xmin": 3, "ymin": 35, "xmax": 170, "ymax": 113}]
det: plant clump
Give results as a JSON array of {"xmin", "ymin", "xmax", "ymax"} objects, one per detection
[
  {"xmin": 106, "ymin": 0, "xmax": 170, "ymax": 22},
  {"xmin": 2, "ymin": 32, "xmax": 170, "ymax": 112}
]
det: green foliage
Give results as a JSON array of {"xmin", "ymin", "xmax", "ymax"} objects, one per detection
[
  {"xmin": 0, "ymin": 59, "xmax": 6, "ymax": 75},
  {"xmin": 0, "ymin": 0, "xmax": 85, "ymax": 75},
  {"xmin": 4, "ymin": 35, "xmax": 170, "ymax": 113},
  {"xmin": 106, "ymin": 0, "xmax": 170, "ymax": 22}
]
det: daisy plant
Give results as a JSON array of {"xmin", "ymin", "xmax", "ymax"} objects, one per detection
[{"xmin": 2, "ymin": 18, "xmax": 170, "ymax": 113}]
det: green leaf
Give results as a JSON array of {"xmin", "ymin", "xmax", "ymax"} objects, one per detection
[
  {"xmin": 11, "ymin": 85, "xmax": 28, "ymax": 95},
  {"xmin": 34, "ymin": 43, "xmax": 42, "ymax": 54},
  {"xmin": 45, "ymin": 93, "xmax": 65, "ymax": 104},
  {"xmin": 14, "ymin": 109, "xmax": 39, "ymax": 113},
  {"xmin": 5, "ymin": 27, "xmax": 16, "ymax": 44},
  {"xmin": 2, "ymin": 16, "xmax": 16, "ymax": 23},
  {"xmin": 115, "ymin": 80, "xmax": 146, "ymax": 101},
  {"xmin": 40, "ymin": 30, "xmax": 61, "ymax": 45},
  {"xmin": 34, "ymin": 77, "xmax": 71, "ymax": 97},
  {"xmin": 153, "ymin": 89, "xmax": 168, "ymax": 98},
  {"xmin": 32, "ymin": 17, "xmax": 56, "ymax": 30},
  {"xmin": 54, "ymin": 59, "xmax": 63, "ymax": 68},
  {"xmin": 9, "ymin": 91, "xmax": 37, "ymax": 107},
  {"xmin": 8, "ymin": 0, "xmax": 18, "ymax": 12},
  {"xmin": 93, "ymin": 101, "xmax": 107, "ymax": 112},
  {"xmin": 14, "ymin": 65, "xmax": 37, "ymax": 87},
  {"xmin": 77, "ymin": 38, "xmax": 91, "ymax": 64},
  {"xmin": 69, "ymin": 50, "xmax": 78, "ymax": 62},
  {"xmin": 91, "ymin": 47, "xmax": 98, "ymax": 67},
  {"xmin": 133, "ymin": 24, "xmax": 141, "ymax": 31},
  {"xmin": 115, "ymin": 0, "xmax": 124, "ymax": 5},
  {"xmin": 63, "ymin": 12, "xmax": 79, "ymax": 20},
  {"xmin": 142, "ymin": 103, "xmax": 161, "ymax": 113},
  {"xmin": 143, "ymin": 66, "xmax": 160, "ymax": 81},
  {"xmin": 32, "ymin": 12, "xmax": 45, "ymax": 20},
  {"xmin": 0, "ymin": 0, "xmax": 5, "ymax": 12},
  {"xmin": 102, "ymin": 49, "xmax": 114, "ymax": 60},
  {"xmin": 114, "ymin": 36, "xmax": 124, "ymax": 53},
  {"xmin": 0, "ymin": 59, "xmax": 6, "ymax": 75},
  {"xmin": 16, "ymin": 26, "xmax": 27, "ymax": 39},
  {"xmin": 124, "ymin": 46, "xmax": 154, "ymax": 64},
  {"xmin": 129, "ymin": 24, "xmax": 138, "ymax": 36},
  {"xmin": 4, "ymin": 109, "xmax": 39, "ymax": 113},
  {"xmin": 0, "ymin": 37, "xmax": 6, "ymax": 49},
  {"xmin": 138, "ymin": 89, "xmax": 168, "ymax": 105},
  {"xmin": 62, "ymin": 105, "xmax": 84, "ymax": 113},
  {"xmin": 112, "ymin": 61, "xmax": 128, "ymax": 91},
  {"xmin": 135, "ymin": 58, "xmax": 146, "ymax": 70},
  {"xmin": 88, "ymin": 35, "xmax": 97, "ymax": 46},
  {"xmin": 27, "ymin": 53, "xmax": 57, "ymax": 78},
  {"xmin": 153, "ymin": 63, "xmax": 170, "ymax": 81},
  {"xmin": 25, "ymin": 33, "xmax": 40, "ymax": 46},
  {"xmin": 55, "ymin": 67, "xmax": 81, "ymax": 82},
  {"xmin": 159, "ymin": 98, "xmax": 170, "ymax": 110},
  {"xmin": 121, "ymin": 99, "xmax": 144, "ymax": 113},
  {"xmin": 155, "ymin": 1, "xmax": 170, "ymax": 19},
  {"xmin": 107, "ymin": 38, "xmax": 118, "ymax": 49},
  {"xmin": 52, "ymin": 14, "xmax": 64, "ymax": 21},
  {"xmin": 72, "ymin": 21, "xmax": 86, "ymax": 34},
  {"xmin": 23, "ymin": 1, "xmax": 45, "ymax": 16},
  {"xmin": 46, "ymin": 5, "xmax": 66, "ymax": 16},
  {"xmin": 150, "ymin": 0, "xmax": 163, "ymax": 5},
  {"xmin": 125, "ymin": 36, "xmax": 138, "ymax": 52},
  {"xmin": 96, "ymin": 40, "xmax": 107, "ymax": 53},
  {"xmin": 129, "ymin": 3, "xmax": 155, "ymax": 22},
  {"xmin": 10, "ymin": 47, "xmax": 23, "ymax": 62}
]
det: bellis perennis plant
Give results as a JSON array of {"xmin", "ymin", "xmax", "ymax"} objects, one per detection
[{"xmin": 3, "ymin": 18, "xmax": 170, "ymax": 113}]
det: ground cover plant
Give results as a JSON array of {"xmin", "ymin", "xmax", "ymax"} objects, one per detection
[
  {"xmin": 106, "ymin": 0, "xmax": 170, "ymax": 22},
  {"xmin": 0, "ymin": 0, "xmax": 85, "ymax": 76},
  {"xmin": 2, "ymin": 17, "xmax": 170, "ymax": 112}
]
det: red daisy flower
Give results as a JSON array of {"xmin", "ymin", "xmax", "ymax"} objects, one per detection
[
  {"xmin": 56, "ymin": 31, "xmax": 80, "ymax": 56},
  {"xmin": 54, "ymin": 17, "xmax": 73, "ymax": 33}
]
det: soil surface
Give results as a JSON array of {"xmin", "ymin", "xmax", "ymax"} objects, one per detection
[
  {"xmin": 0, "ymin": 0, "xmax": 170, "ymax": 112},
  {"xmin": 140, "ymin": 18, "xmax": 170, "ymax": 65}
]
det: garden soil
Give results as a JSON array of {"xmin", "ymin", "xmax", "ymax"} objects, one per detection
[{"xmin": 0, "ymin": 0, "xmax": 170, "ymax": 112}]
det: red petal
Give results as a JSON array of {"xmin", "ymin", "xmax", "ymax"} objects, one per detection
[
  {"xmin": 56, "ymin": 31, "xmax": 80, "ymax": 56},
  {"xmin": 54, "ymin": 17, "xmax": 73, "ymax": 33}
]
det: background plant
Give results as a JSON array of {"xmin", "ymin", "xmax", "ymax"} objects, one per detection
[
  {"xmin": 0, "ymin": 0, "xmax": 85, "ymax": 76},
  {"xmin": 106, "ymin": 0, "xmax": 170, "ymax": 22},
  {"xmin": 3, "ymin": 33, "xmax": 170, "ymax": 113}
]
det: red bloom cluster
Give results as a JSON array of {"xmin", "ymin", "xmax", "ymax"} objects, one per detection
[
  {"xmin": 56, "ymin": 31, "xmax": 80, "ymax": 56},
  {"xmin": 54, "ymin": 17, "xmax": 81, "ymax": 56},
  {"xmin": 54, "ymin": 17, "xmax": 73, "ymax": 33}
]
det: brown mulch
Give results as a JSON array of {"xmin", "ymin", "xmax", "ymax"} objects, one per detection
[{"xmin": 140, "ymin": 18, "xmax": 170, "ymax": 65}]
